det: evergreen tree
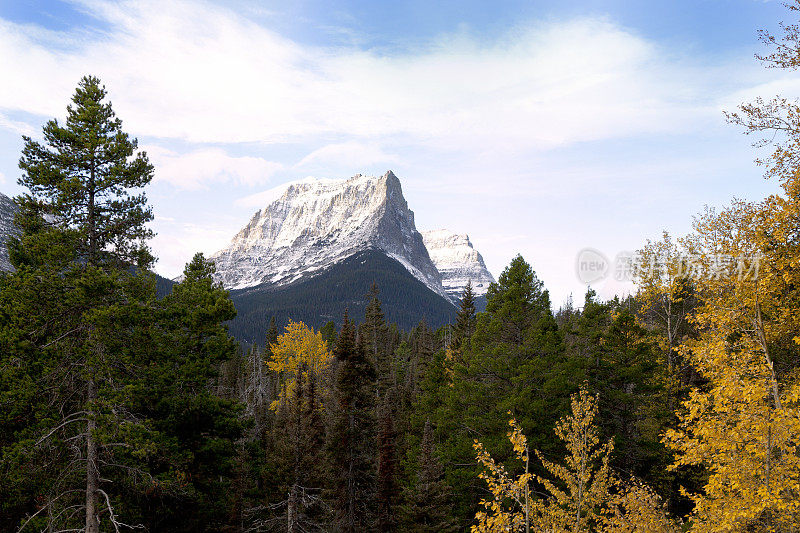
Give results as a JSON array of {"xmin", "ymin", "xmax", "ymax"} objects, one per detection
[
  {"xmin": 17, "ymin": 75, "xmax": 154, "ymax": 270},
  {"xmin": 0, "ymin": 77, "xmax": 248, "ymax": 532},
  {"xmin": 405, "ymin": 320, "xmax": 435, "ymax": 402},
  {"xmin": 320, "ymin": 320, "xmax": 338, "ymax": 349},
  {"xmin": 586, "ymin": 302, "xmax": 665, "ymax": 480},
  {"xmin": 472, "ymin": 256, "xmax": 578, "ymax": 455},
  {"xmin": 376, "ymin": 390, "xmax": 400, "ymax": 531},
  {"xmin": 564, "ymin": 291, "xmax": 671, "ymax": 497},
  {"xmin": 555, "ymin": 293, "xmax": 583, "ymax": 359},
  {"xmin": 2, "ymin": 75, "xmax": 156, "ymax": 533},
  {"xmin": 265, "ymin": 316, "xmax": 279, "ymax": 353},
  {"xmin": 452, "ymin": 280, "xmax": 477, "ymax": 350},
  {"xmin": 300, "ymin": 367, "xmax": 326, "ymax": 492},
  {"xmin": 400, "ymin": 420, "xmax": 458, "ymax": 532},
  {"xmin": 361, "ymin": 282, "xmax": 389, "ymax": 374},
  {"xmin": 293, "ymin": 364, "xmax": 327, "ymax": 531},
  {"xmin": 478, "ymin": 254, "xmax": 557, "ymax": 348},
  {"xmin": 326, "ymin": 311, "xmax": 377, "ymax": 532},
  {"xmin": 262, "ymin": 379, "xmax": 295, "ymax": 528},
  {"xmin": 428, "ymin": 255, "xmax": 578, "ymax": 524},
  {"xmin": 574, "ymin": 287, "xmax": 610, "ymax": 365},
  {"xmin": 411, "ymin": 319, "xmax": 435, "ymax": 364},
  {"xmin": 127, "ymin": 254, "xmax": 243, "ymax": 531},
  {"xmin": 555, "ymin": 293, "xmax": 576, "ymax": 329}
]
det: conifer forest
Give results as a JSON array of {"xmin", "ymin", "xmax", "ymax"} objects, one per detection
[{"xmin": 4, "ymin": 2, "xmax": 800, "ymax": 533}]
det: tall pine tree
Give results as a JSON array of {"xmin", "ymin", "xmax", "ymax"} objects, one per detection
[
  {"xmin": 376, "ymin": 389, "xmax": 400, "ymax": 532},
  {"xmin": 400, "ymin": 420, "xmax": 458, "ymax": 532},
  {"xmin": 127, "ymin": 254, "xmax": 243, "ymax": 531},
  {"xmin": 451, "ymin": 280, "xmax": 477, "ymax": 351},
  {"xmin": 4, "ymin": 75, "xmax": 155, "ymax": 532},
  {"xmin": 361, "ymin": 282, "xmax": 389, "ymax": 378},
  {"xmin": 326, "ymin": 311, "xmax": 377, "ymax": 532},
  {"xmin": 425, "ymin": 255, "xmax": 579, "ymax": 524}
]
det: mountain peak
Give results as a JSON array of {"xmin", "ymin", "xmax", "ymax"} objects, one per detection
[
  {"xmin": 421, "ymin": 228, "xmax": 495, "ymax": 299},
  {"xmin": 211, "ymin": 172, "xmax": 446, "ymax": 297}
]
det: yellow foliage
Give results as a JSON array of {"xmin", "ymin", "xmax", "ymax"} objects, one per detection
[
  {"xmin": 472, "ymin": 417, "xmax": 536, "ymax": 533},
  {"xmin": 663, "ymin": 200, "xmax": 800, "ymax": 531},
  {"xmin": 633, "ymin": 231, "xmax": 697, "ymax": 379},
  {"xmin": 642, "ymin": 7, "xmax": 800, "ymax": 528},
  {"xmin": 634, "ymin": 232, "xmax": 686, "ymax": 319},
  {"xmin": 472, "ymin": 386, "xmax": 617, "ymax": 533},
  {"xmin": 534, "ymin": 387, "xmax": 614, "ymax": 533},
  {"xmin": 267, "ymin": 321, "xmax": 331, "ymax": 411},
  {"xmin": 603, "ymin": 480, "xmax": 681, "ymax": 533}
]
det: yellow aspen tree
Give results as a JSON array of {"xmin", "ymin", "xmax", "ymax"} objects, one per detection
[
  {"xmin": 723, "ymin": 0, "xmax": 800, "ymax": 359},
  {"xmin": 472, "ymin": 416, "xmax": 536, "ymax": 533},
  {"xmin": 664, "ymin": 200, "xmax": 800, "ymax": 531},
  {"xmin": 535, "ymin": 387, "xmax": 614, "ymax": 533},
  {"xmin": 633, "ymin": 232, "xmax": 697, "ymax": 412},
  {"xmin": 634, "ymin": 232, "xmax": 693, "ymax": 371},
  {"xmin": 267, "ymin": 320, "xmax": 332, "ymax": 410},
  {"xmin": 472, "ymin": 386, "xmax": 615, "ymax": 533}
]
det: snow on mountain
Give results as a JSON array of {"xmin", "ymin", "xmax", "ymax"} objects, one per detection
[
  {"xmin": 211, "ymin": 171, "xmax": 449, "ymax": 299},
  {"xmin": 421, "ymin": 229, "xmax": 495, "ymax": 299},
  {"xmin": 0, "ymin": 193, "xmax": 19, "ymax": 272}
]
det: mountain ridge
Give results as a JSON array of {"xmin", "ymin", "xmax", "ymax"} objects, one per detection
[{"xmin": 226, "ymin": 248, "xmax": 457, "ymax": 344}]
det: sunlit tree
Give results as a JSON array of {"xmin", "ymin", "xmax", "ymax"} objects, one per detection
[{"xmin": 268, "ymin": 320, "xmax": 332, "ymax": 410}]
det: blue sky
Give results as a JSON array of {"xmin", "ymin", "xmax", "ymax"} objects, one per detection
[{"xmin": 0, "ymin": 0, "xmax": 796, "ymax": 305}]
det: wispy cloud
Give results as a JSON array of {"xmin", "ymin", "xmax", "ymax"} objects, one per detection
[
  {"xmin": 295, "ymin": 141, "xmax": 399, "ymax": 169},
  {"xmin": 0, "ymin": 0, "xmax": 758, "ymax": 150},
  {"xmin": 150, "ymin": 217, "xmax": 241, "ymax": 275},
  {"xmin": 0, "ymin": 112, "xmax": 36, "ymax": 137},
  {"xmin": 146, "ymin": 146, "xmax": 283, "ymax": 190}
]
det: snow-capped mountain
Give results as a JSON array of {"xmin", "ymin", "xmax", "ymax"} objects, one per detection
[
  {"xmin": 421, "ymin": 229, "xmax": 495, "ymax": 299},
  {"xmin": 211, "ymin": 171, "xmax": 448, "ymax": 299},
  {"xmin": 0, "ymin": 193, "xmax": 19, "ymax": 272}
]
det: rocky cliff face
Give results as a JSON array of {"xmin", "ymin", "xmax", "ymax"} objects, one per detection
[
  {"xmin": 0, "ymin": 193, "xmax": 18, "ymax": 272},
  {"xmin": 421, "ymin": 229, "xmax": 495, "ymax": 300},
  {"xmin": 211, "ymin": 171, "xmax": 448, "ymax": 298}
]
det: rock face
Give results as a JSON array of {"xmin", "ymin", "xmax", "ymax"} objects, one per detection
[
  {"xmin": 421, "ymin": 229, "xmax": 495, "ymax": 299},
  {"xmin": 211, "ymin": 171, "xmax": 448, "ymax": 299},
  {"xmin": 0, "ymin": 193, "xmax": 18, "ymax": 272}
]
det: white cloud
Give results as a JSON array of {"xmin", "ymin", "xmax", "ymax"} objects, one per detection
[
  {"xmin": 0, "ymin": 0, "xmax": 759, "ymax": 152},
  {"xmin": 150, "ymin": 218, "xmax": 239, "ymax": 278},
  {"xmin": 295, "ymin": 141, "xmax": 399, "ymax": 169},
  {"xmin": 146, "ymin": 146, "xmax": 283, "ymax": 190},
  {"xmin": 0, "ymin": 112, "xmax": 36, "ymax": 137}
]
